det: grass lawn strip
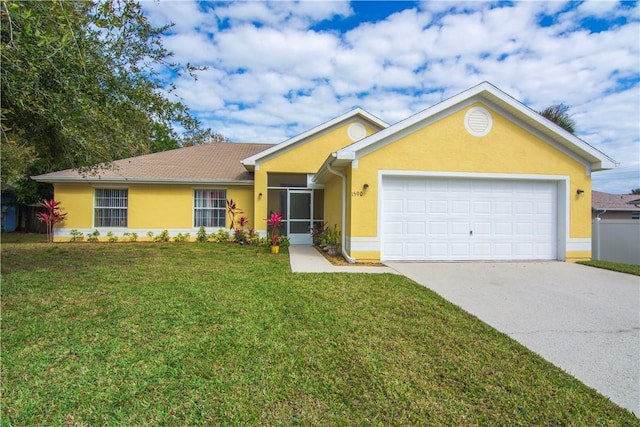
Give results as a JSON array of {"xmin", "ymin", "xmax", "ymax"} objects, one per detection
[
  {"xmin": 577, "ymin": 259, "xmax": 640, "ymax": 276},
  {"xmin": 1, "ymin": 241, "xmax": 637, "ymax": 425}
]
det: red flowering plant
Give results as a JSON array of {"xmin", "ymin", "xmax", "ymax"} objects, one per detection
[
  {"xmin": 36, "ymin": 199, "xmax": 68, "ymax": 243},
  {"xmin": 266, "ymin": 212, "xmax": 283, "ymax": 246}
]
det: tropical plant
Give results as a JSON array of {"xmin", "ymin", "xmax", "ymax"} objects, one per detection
[
  {"xmin": 311, "ymin": 222, "xmax": 328, "ymax": 246},
  {"xmin": 539, "ymin": 104, "xmax": 576, "ymax": 134},
  {"xmin": 266, "ymin": 212, "xmax": 283, "ymax": 246},
  {"xmin": 87, "ymin": 230, "xmax": 100, "ymax": 243},
  {"xmin": 631, "ymin": 188, "xmax": 640, "ymax": 195},
  {"xmin": 36, "ymin": 199, "xmax": 67, "ymax": 243},
  {"xmin": 106, "ymin": 231, "xmax": 118, "ymax": 243},
  {"xmin": 226, "ymin": 199, "xmax": 243, "ymax": 229}
]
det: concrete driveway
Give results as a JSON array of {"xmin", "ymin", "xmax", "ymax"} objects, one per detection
[{"xmin": 386, "ymin": 261, "xmax": 640, "ymax": 416}]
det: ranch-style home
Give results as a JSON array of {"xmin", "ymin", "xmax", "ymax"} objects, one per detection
[{"xmin": 33, "ymin": 82, "xmax": 616, "ymax": 262}]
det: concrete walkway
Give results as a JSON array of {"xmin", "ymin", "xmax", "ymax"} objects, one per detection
[{"xmin": 289, "ymin": 245, "xmax": 397, "ymax": 274}]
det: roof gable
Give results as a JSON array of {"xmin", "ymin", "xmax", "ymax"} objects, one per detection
[
  {"xmin": 241, "ymin": 108, "xmax": 388, "ymax": 171},
  {"xmin": 333, "ymin": 82, "xmax": 616, "ymax": 172}
]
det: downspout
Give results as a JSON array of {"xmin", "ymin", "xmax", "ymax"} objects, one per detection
[
  {"xmin": 593, "ymin": 209, "xmax": 607, "ymax": 261},
  {"xmin": 326, "ymin": 161, "xmax": 356, "ymax": 264}
]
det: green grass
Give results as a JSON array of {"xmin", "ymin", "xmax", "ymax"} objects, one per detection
[
  {"xmin": 2, "ymin": 241, "xmax": 637, "ymax": 425},
  {"xmin": 577, "ymin": 260, "xmax": 640, "ymax": 276}
]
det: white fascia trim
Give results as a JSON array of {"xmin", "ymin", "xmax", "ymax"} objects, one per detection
[
  {"xmin": 567, "ymin": 238, "xmax": 592, "ymax": 252},
  {"xmin": 480, "ymin": 89, "xmax": 617, "ymax": 170},
  {"xmin": 33, "ymin": 177, "xmax": 254, "ymax": 186},
  {"xmin": 241, "ymin": 108, "xmax": 389, "ymax": 168},
  {"xmin": 482, "ymin": 99, "xmax": 594, "ymax": 173}
]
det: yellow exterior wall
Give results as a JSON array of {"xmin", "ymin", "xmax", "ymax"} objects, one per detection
[
  {"xmin": 55, "ymin": 184, "xmax": 94, "ymax": 229},
  {"xmin": 323, "ymin": 175, "xmax": 342, "ymax": 231},
  {"xmin": 129, "ymin": 185, "xmax": 192, "ymax": 229},
  {"xmin": 349, "ymin": 103, "xmax": 592, "ymax": 261},
  {"xmin": 52, "ymin": 183, "xmax": 253, "ymax": 241},
  {"xmin": 253, "ymin": 119, "xmax": 379, "ymax": 230}
]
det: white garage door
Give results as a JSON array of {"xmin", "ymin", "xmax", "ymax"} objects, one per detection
[{"xmin": 381, "ymin": 176, "xmax": 557, "ymax": 261}]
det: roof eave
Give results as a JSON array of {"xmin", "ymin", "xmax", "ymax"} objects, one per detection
[{"xmin": 31, "ymin": 176, "xmax": 255, "ymax": 186}]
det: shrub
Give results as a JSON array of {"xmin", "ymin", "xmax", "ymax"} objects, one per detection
[
  {"xmin": 233, "ymin": 228, "xmax": 248, "ymax": 245},
  {"xmin": 210, "ymin": 229, "xmax": 230, "ymax": 243},
  {"xmin": 106, "ymin": 231, "xmax": 118, "ymax": 243},
  {"xmin": 311, "ymin": 222, "xmax": 327, "ymax": 246},
  {"xmin": 69, "ymin": 229, "xmax": 84, "ymax": 242},
  {"xmin": 174, "ymin": 232, "xmax": 190, "ymax": 242},
  {"xmin": 153, "ymin": 230, "xmax": 170, "ymax": 242},
  {"xmin": 146, "ymin": 231, "xmax": 154, "ymax": 240},
  {"xmin": 87, "ymin": 230, "xmax": 100, "ymax": 243},
  {"xmin": 196, "ymin": 226, "xmax": 208, "ymax": 243},
  {"xmin": 279, "ymin": 235, "xmax": 291, "ymax": 249},
  {"xmin": 123, "ymin": 232, "xmax": 138, "ymax": 242}
]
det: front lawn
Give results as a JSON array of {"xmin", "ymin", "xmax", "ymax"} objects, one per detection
[{"xmin": 1, "ymin": 241, "xmax": 636, "ymax": 425}]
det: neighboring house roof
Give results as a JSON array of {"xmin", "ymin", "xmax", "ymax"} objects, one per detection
[
  {"xmin": 241, "ymin": 107, "xmax": 388, "ymax": 171},
  {"xmin": 592, "ymin": 191, "xmax": 640, "ymax": 212},
  {"xmin": 315, "ymin": 82, "xmax": 617, "ymax": 183},
  {"xmin": 32, "ymin": 142, "xmax": 273, "ymax": 185}
]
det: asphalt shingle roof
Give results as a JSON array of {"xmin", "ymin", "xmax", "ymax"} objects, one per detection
[
  {"xmin": 32, "ymin": 142, "xmax": 274, "ymax": 183},
  {"xmin": 592, "ymin": 191, "xmax": 640, "ymax": 211}
]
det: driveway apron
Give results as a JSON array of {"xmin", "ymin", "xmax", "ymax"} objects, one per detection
[{"xmin": 386, "ymin": 261, "xmax": 640, "ymax": 416}]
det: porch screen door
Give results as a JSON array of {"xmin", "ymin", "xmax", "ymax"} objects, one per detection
[{"xmin": 288, "ymin": 190, "xmax": 312, "ymax": 244}]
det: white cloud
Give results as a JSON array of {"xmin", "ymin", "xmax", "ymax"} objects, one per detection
[{"xmin": 145, "ymin": 0, "xmax": 639, "ymax": 193}]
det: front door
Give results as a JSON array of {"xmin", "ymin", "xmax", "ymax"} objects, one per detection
[{"xmin": 288, "ymin": 190, "xmax": 313, "ymax": 244}]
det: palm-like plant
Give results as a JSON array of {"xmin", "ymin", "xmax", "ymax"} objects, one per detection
[
  {"xmin": 36, "ymin": 199, "xmax": 67, "ymax": 243},
  {"xmin": 539, "ymin": 104, "xmax": 576, "ymax": 134}
]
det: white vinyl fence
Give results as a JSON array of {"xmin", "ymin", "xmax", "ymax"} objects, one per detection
[{"xmin": 592, "ymin": 219, "xmax": 640, "ymax": 265}]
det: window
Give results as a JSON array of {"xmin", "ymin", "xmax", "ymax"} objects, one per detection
[
  {"xmin": 95, "ymin": 189, "xmax": 128, "ymax": 227},
  {"xmin": 194, "ymin": 190, "xmax": 226, "ymax": 227}
]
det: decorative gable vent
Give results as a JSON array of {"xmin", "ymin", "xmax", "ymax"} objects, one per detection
[
  {"xmin": 464, "ymin": 107, "xmax": 492, "ymax": 137},
  {"xmin": 348, "ymin": 123, "xmax": 367, "ymax": 141}
]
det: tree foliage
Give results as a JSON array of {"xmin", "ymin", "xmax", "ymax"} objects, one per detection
[
  {"xmin": 631, "ymin": 189, "xmax": 640, "ymax": 195},
  {"xmin": 538, "ymin": 103, "xmax": 576, "ymax": 134},
  {"xmin": 1, "ymin": 0, "xmax": 219, "ymax": 202}
]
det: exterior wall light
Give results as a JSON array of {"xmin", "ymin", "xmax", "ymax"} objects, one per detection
[
  {"xmin": 576, "ymin": 189, "xmax": 584, "ymax": 195},
  {"xmin": 363, "ymin": 183, "xmax": 369, "ymax": 191}
]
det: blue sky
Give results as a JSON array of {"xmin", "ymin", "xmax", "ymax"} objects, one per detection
[{"xmin": 142, "ymin": 0, "xmax": 640, "ymax": 193}]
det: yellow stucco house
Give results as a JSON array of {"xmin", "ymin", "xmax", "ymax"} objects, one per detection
[{"xmin": 33, "ymin": 82, "xmax": 616, "ymax": 262}]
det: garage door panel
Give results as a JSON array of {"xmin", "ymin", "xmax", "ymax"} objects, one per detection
[
  {"xmin": 429, "ymin": 222, "xmax": 448, "ymax": 234},
  {"xmin": 407, "ymin": 200, "xmax": 426, "ymax": 213},
  {"xmin": 452, "ymin": 200, "xmax": 470, "ymax": 213},
  {"xmin": 381, "ymin": 177, "xmax": 557, "ymax": 261},
  {"xmin": 406, "ymin": 221, "xmax": 426, "ymax": 234}
]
